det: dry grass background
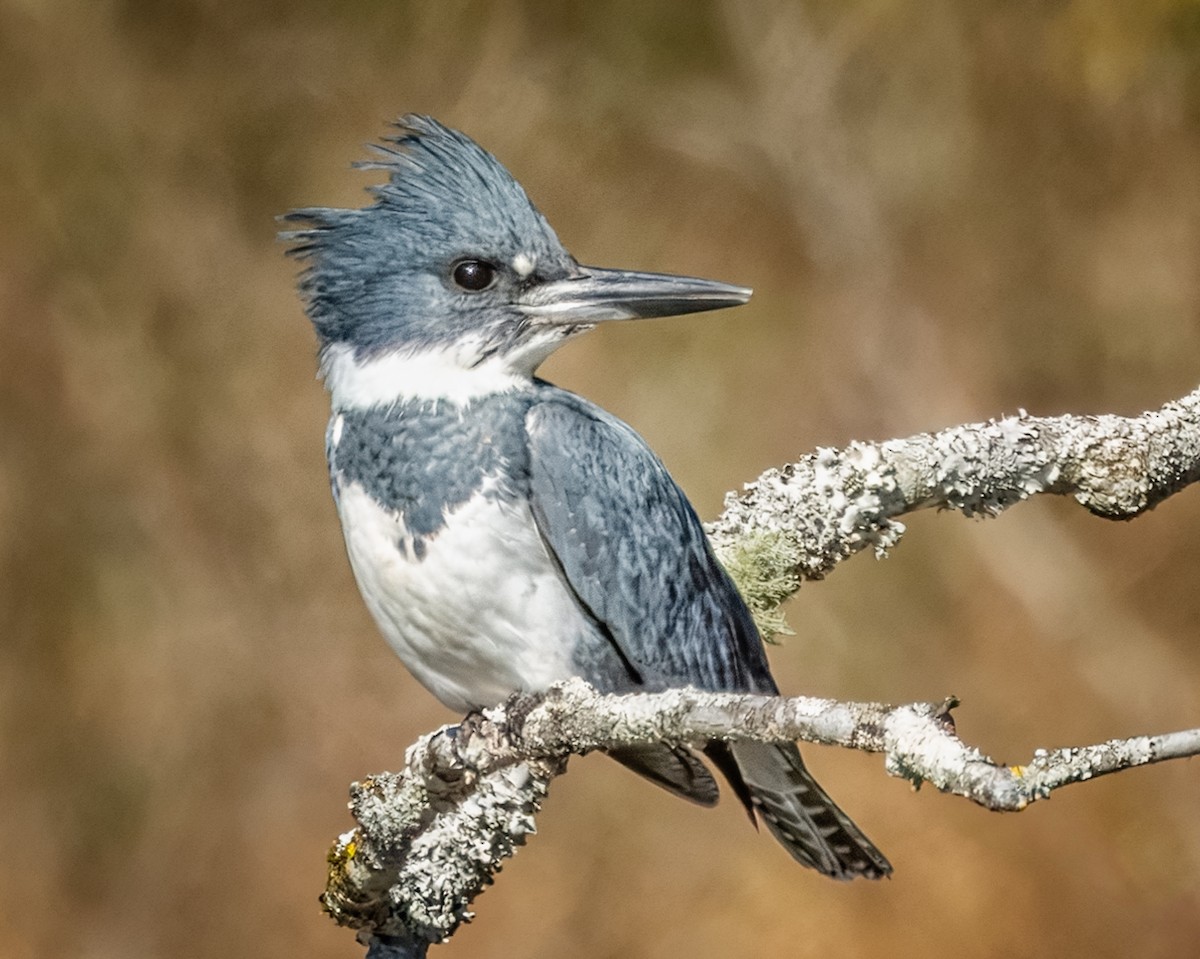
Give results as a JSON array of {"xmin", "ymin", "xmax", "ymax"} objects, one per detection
[{"xmin": 3, "ymin": 1, "xmax": 1200, "ymax": 957}]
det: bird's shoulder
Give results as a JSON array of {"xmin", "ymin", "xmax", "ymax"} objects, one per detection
[{"xmin": 524, "ymin": 381, "xmax": 671, "ymax": 480}]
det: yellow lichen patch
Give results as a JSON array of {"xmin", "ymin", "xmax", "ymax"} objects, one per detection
[{"xmin": 327, "ymin": 830, "xmax": 360, "ymax": 869}]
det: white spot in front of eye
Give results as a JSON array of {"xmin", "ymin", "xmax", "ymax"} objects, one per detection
[{"xmin": 512, "ymin": 252, "xmax": 536, "ymax": 278}]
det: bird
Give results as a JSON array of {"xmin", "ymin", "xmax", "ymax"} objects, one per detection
[{"xmin": 283, "ymin": 114, "xmax": 890, "ymax": 880}]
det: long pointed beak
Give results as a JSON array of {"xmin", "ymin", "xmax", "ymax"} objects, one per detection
[{"xmin": 519, "ymin": 265, "xmax": 752, "ymax": 325}]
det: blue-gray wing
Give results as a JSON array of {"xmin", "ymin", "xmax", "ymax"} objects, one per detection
[
  {"xmin": 525, "ymin": 392, "xmax": 775, "ymax": 695},
  {"xmin": 526, "ymin": 392, "xmax": 892, "ymax": 878}
]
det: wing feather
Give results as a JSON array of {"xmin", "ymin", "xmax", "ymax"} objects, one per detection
[{"xmin": 525, "ymin": 391, "xmax": 773, "ymax": 694}]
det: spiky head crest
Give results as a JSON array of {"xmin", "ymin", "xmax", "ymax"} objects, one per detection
[{"xmin": 282, "ymin": 115, "xmax": 573, "ymax": 355}]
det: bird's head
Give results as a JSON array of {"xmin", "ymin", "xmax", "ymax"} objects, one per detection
[{"xmin": 283, "ymin": 115, "xmax": 750, "ymax": 397}]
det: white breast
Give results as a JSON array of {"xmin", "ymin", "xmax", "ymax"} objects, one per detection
[{"xmin": 334, "ymin": 479, "xmax": 583, "ymax": 712}]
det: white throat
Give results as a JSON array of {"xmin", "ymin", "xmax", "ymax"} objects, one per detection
[{"xmin": 321, "ymin": 342, "xmax": 527, "ymax": 409}]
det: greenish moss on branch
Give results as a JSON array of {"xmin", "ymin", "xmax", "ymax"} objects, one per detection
[{"xmin": 715, "ymin": 530, "xmax": 804, "ymax": 643}]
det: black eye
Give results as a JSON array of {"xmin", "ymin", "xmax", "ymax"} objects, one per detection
[{"xmin": 451, "ymin": 259, "xmax": 497, "ymax": 292}]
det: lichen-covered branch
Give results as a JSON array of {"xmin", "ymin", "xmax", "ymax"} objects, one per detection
[
  {"xmin": 709, "ymin": 386, "xmax": 1200, "ymax": 637},
  {"xmin": 328, "ymin": 679, "xmax": 1200, "ymax": 952},
  {"xmin": 323, "ymin": 719, "xmax": 567, "ymax": 956},
  {"xmin": 327, "ymin": 387, "xmax": 1200, "ymax": 953}
]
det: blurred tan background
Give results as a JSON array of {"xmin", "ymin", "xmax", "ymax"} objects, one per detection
[{"xmin": 3, "ymin": 1, "xmax": 1200, "ymax": 957}]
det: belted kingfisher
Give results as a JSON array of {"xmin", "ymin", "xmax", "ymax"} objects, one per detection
[{"xmin": 285, "ymin": 115, "xmax": 889, "ymax": 880}]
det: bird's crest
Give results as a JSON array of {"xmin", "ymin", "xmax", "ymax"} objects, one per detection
[
  {"xmin": 280, "ymin": 115, "xmax": 567, "ymax": 352},
  {"xmin": 281, "ymin": 114, "xmax": 550, "ymax": 263}
]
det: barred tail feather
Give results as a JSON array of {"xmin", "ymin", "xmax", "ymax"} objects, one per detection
[{"xmin": 729, "ymin": 740, "xmax": 891, "ymax": 880}]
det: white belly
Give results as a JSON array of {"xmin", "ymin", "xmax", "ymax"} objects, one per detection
[{"xmin": 335, "ymin": 480, "xmax": 582, "ymax": 712}]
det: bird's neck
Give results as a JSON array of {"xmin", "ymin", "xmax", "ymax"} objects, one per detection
[{"xmin": 320, "ymin": 342, "xmax": 530, "ymax": 410}]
